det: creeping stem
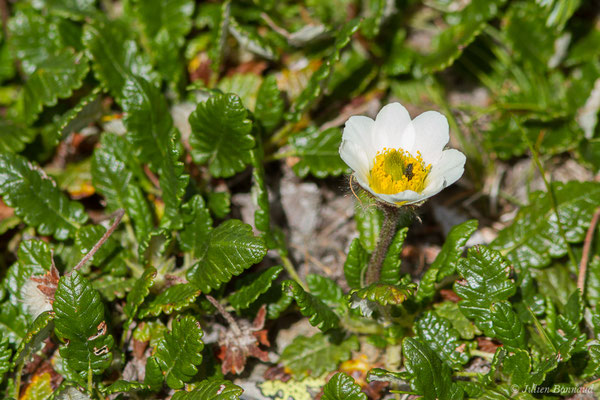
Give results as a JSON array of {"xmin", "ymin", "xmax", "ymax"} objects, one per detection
[{"xmin": 365, "ymin": 204, "xmax": 403, "ymax": 285}]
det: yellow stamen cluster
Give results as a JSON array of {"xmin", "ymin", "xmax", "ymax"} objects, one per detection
[{"xmin": 368, "ymin": 148, "xmax": 431, "ymax": 195}]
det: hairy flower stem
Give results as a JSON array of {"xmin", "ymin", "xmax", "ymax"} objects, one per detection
[{"xmin": 365, "ymin": 204, "xmax": 404, "ymax": 285}]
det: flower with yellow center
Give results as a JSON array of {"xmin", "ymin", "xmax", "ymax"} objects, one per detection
[{"xmin": 339, "ymin": 102, "xmax": 466, "ymax": 205}]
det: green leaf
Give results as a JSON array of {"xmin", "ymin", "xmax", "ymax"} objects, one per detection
[
  {"xmin": 228, "ymin": 266, "xmax": 283, "ymax": 310},
  {"xmin": 350, "ymin": 282, "xmax": 416, "ymax": 307},
  {"xmin": 0, "ymin": 153, "xmax": 88, "ymax": 240},
  {"xmin": 417, "ymin": 0, "xmax": 504, "ymax": 74},
  {"xmin": 380, "ymin": 227, "xmax": 408, "ymax": 285},
  {"xmin": 5, "ymin": 239, "xmax": 52, "ymax": 299},
  {"xmin": 229, "ymin": 17, "xmax": 276, "ymax": 60},
  {"xmin": 22, "ymin": 50, "xmax": 89, "ymax": 124},
  {"xmin": 217, "ymin": 73, "xmax": 262, "ymax": 111},
  {"xmin": 502, "ymin": 349, "xmax": 532, "ymax": 389},
  {"xmin": 91, "ymin": 133, "xmax": 153, "ymax": 242},
  {"xmin": 491, "ymin": 181, "xmax": 600, "ymax": 269},
  {"xmin": 416, "ymin": 311, "xmax": 470, "ymax": 369},
  {"xmin": 403, "ymin": 337, "xmax": 453, "ymax": 400},
  {"xmin": 322, "ymin": 372, "xmax": 367, "ymax": 400},
  {"xmin": 255, "ymin": 75, "xmax": 284, "ymax": 133},
  {"xmin": 120, "ymin": 77, "xmax": 188, "ymax": 229},
  {"xmin": 133, "ymin": 0, "xmax": 194, "ymax": 81},
  {"xmin": 74, "ymin": 225, "xmax": 119, "ymax": 267},
  {"xmin": 83, "ymin": 20, "xmax": 157, "ymax": 96},
  {"xmin": 0, "ymin": 334, "xmax": 10, "ymax": 383},
  {"xmin": 306, "ymin": 274, "xmax": 345, "ymax": 309},
  {"xmin": 188, "ymin": 93, "xmax": 255, "ymax": 178},
  {"xmin": 8, "ymin": 9, "xmax": 62, "ymax": 75},
  {"xmin": 56, "ymin": 88, "xmax": 103, "ymax": 142},
  {"xmin": 454, "ymin": 246, "xmax": 516, "ymax": 323},
  {"xmin": 433, "ymin": 302, "xmax": 480, "ymax": 340},
  {"xmin": 124, "ymin": 268, "xmax": 157, "ymax": 320},
  {"xmin": 416, "ymin": 219, "xmax": 478, "ymax": 303},
  {"xmin": 488, "ymin": 301, "xmax": 526, "ymax": 349},
  {"xmin": 153, "ymin": 315, "xmax": 204, "ymax": 389},
  {"xmin": 138, "ymin": 283, "xmax": 201, "ymax": 319},
  {"xmin": 92, "ymin": 276, "xmax": 134, "ymax": 301},
  {"xmin": 0, "ymin": 119, "xmax": 36, "ymax": 154},
  {"xmin": 290, "ymin": 127, "xmax": 348, "ymax": 178},
  {"xmin": 207, "ymin": 191, "xmax": 231, "ymax": 219},
  {"xmin": 186, "ymin": 219, "xmax": 267, "ymax": 293},
  {"xmin": 179, "ymin": 195, "xmax": 212, "ymax": 259},
  {"xmin": 250, "ymin": 140, "xmax": 272, "ymax": 242},
  {"xmin": 172, "ymin": 379, "xmax": 243, "ymax": 400},
  {"xmin": 354, "ymin": 193, "xmax": 382, "ymax": 252},
  {"xmin": 0, "ymin": 301, "xmax": 28, "ymax": 345},
  {"xmin": 361, "ymin": 0, "xmax": 388, "ymax": 39},
  {"xmin": 53, "ymin": 271, "xmax": 114, "ymax": 374},
  {"xmin": 283, "ymin": 280, "xmax": 339, "ymax": 331},
  {"xmin": 280, "ymin": 333, "xmax": 358, "ymax": 377},
  {"xmin": 288, "ymin": 19, "xmax": 360, "ymax": 122},
  {"xmin": 344, "ymin": 238, "xmax": 369, "ymax": 289},
  {"xmin": 104, "ymin": 380, "xmax": 152, "ymax": 395},
  {"xmin": 208, "ymin": 1, "xmax": 230, "ymax": 73}
]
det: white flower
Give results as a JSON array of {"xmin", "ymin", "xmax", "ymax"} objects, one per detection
[{"xmin": 339, "ymin": 102, "xmax": 466, "ymax": 206}]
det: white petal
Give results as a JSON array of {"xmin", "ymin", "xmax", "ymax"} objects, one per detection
[
  {"xmin": 339, "ymin": 139, "xmax": 370, "ymax": 181},
  {"xmin": 410, "ymin": 111, "xmax": 449, "ymax": 164},
  {"xmin": 425, "ymin": 149, "xmax": 466, "ymax": 189},
  {"xmin": 342, "ymin": 115, "xmax": 376, "ymax": 162},
  {"xmin": 373, "ymin": 103, "xmax": 413, "ymax": 151}
]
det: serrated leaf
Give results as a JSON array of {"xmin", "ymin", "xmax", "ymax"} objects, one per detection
[
  {"xmin": 0, "ymin": 119, "xmax": 36, "ymax": 154},
  {"xmin": 283, "ymin": 280, "xmax": 339, "ymax": 331},
  {"xmin": 306, "ymin": 273, "xmax": 345, "ymax": 309},
  {"xmin": 380, "ymin": 227, "xmax": 408, "ymax": 285},
  {"xmin": 75, "ymin": 224, "xmax": 118, "ymax": 267},
  {"xmin": 280, "ymin": 333, "xmax": 358, "ymax": 377},
  {"xmin": 217, "ymin": 73, "xmax": 262, "ymax": 111},
  {"xmin": 502, "ymin": 349, "xmax": 532, "ymax": 389},
  {"xmin": 361, "ymin": 0, "xmax": 389, "ymax": 39},
  {"xmin": 229, "ymin": 17, "xmax": 276, "ymax": 60},
  {"xmin": 416, "ymin": 311, "xmax": 470, "ymax": 369},
  {"xmin": 91, "ymin": 133, "xmax": 153, "ymax": 242},
  {"xmin": 207, "ymin": 191, "xmax": 231, "ymax": 219},
  {"xmin": 0, "ymin": 153, "xmax": 88, "ymax": 240},
  {"xmin": 350, "ymin": 282, "xmax": 416, "ymax": 307},
  {"xmin": 0, "ymin": 334, "xmax": 12, "ymax": 383},
  {"xmin": 289, "ymin": 127, "xmax": 348, "ymax": 178},
  {"xmin": 13, "ymin": 311, "xmax": 55, "ymax": 367},
  {"xmin": 22, "ymin": 50, "xmax": 89, "ymax": 124},
  {"xmin": 255, "ymin": 75, "xmax": 284, "ymax": 133},
  {"xmin": 186, "ymin": 219, "xmax": 267, "ymax": 293},
  {"xmin": 124, "ymin": 268, "xmax": 157, "ymax": 320},
  {"xmin": 483, "ymin": 301, "xmax": 527, "ymax": 349},
  {"xmin": 288, "ymin": 19, "xmax": 360, "ymax": 122},
  {"xmin": 250, "ymin": 140, "xmax": 272, "ymax": 243},
  {"xmin": 56, "ymin": 88, "xmax": 103, "ymax": 141},
  {"xmin": 228, "ymin": 266, "xmax": 283, "ymax": 310},
  {"xmin": 120, "ymin": 77, "xmax": 188, "ymax": 229},
  {"xmin": 344, "ymin": 238, "xmax": 369, "ymax": 289},
  {"xmin": 188, "ymin": 93, "xmax": 255, "ymax": 178},
  {"xmin": 179, "ymin": 195, "xmax": 212, "ymax": 259},
  {"xmin": 153, "ymin": 315, "xmax": 204, "ymax": 389},
  {"xmin": 416, "ymin": 219, "xmax": 478, "ymax": 303},
  {"xmin": 491, "ymin": 181, "xmax": 600, "ymax": 269},
  {"xmin": 104, "ymin": 380, "xmax": 152, "ymax": 395},
  {"xmin": 454, "ymin": 246, "xmax": 516, "ymax": 323},
  {"xmin": 172, "ymin": 379, "xmax": 243, "ymax": 400},
  {"xmin": 5, "ymin": 239, "xmax": 52, "ymax": 299},
  {"xmin": 83, "ymin": 20, "xmax": 157, "ymax": 96},
  {"xmin": 53, "ymin": 271, "xmax": 114, "ymax": 374},
  {"xmin": 208, "ymin": 1, "xmax": 230, "ymax": 73},
  {"xmin": 0, "ymin": 301, "xmax": 28, "ymax": 344},
  {"xmin": 322, "ymin": 372, "xmax": 367, "ymax": 400},
  {"xmin": 403, "ymin": 337, "xmax": 453, "ymax": 400},
  {"xmin": 138, "ymin": 283, "xmax": 201, "ymax": 319},
  {"xmin": 8, "ymin": 9, "xmax": 62, "ymax": 75}
]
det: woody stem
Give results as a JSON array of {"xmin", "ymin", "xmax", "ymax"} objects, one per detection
[{"xmin": 365, "ymin": 204, "xmax": 403, "ymax": 285}]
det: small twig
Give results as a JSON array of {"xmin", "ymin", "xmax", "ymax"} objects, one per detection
[
  {"xmin": 70, "ymin": 209, "xmax": 125, "ymax": 274},
  {"xmin": 578, "ymin": 207, "xmax": 600, "ymax": 294},
  {"xmin": 205, "ymin": 295, "xmax": 241, "ymax": 335}
]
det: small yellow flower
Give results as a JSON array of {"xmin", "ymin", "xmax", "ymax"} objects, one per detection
[{"xmin": 339, "ymin": 102, "xmax": 466, "ymax": 205}]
